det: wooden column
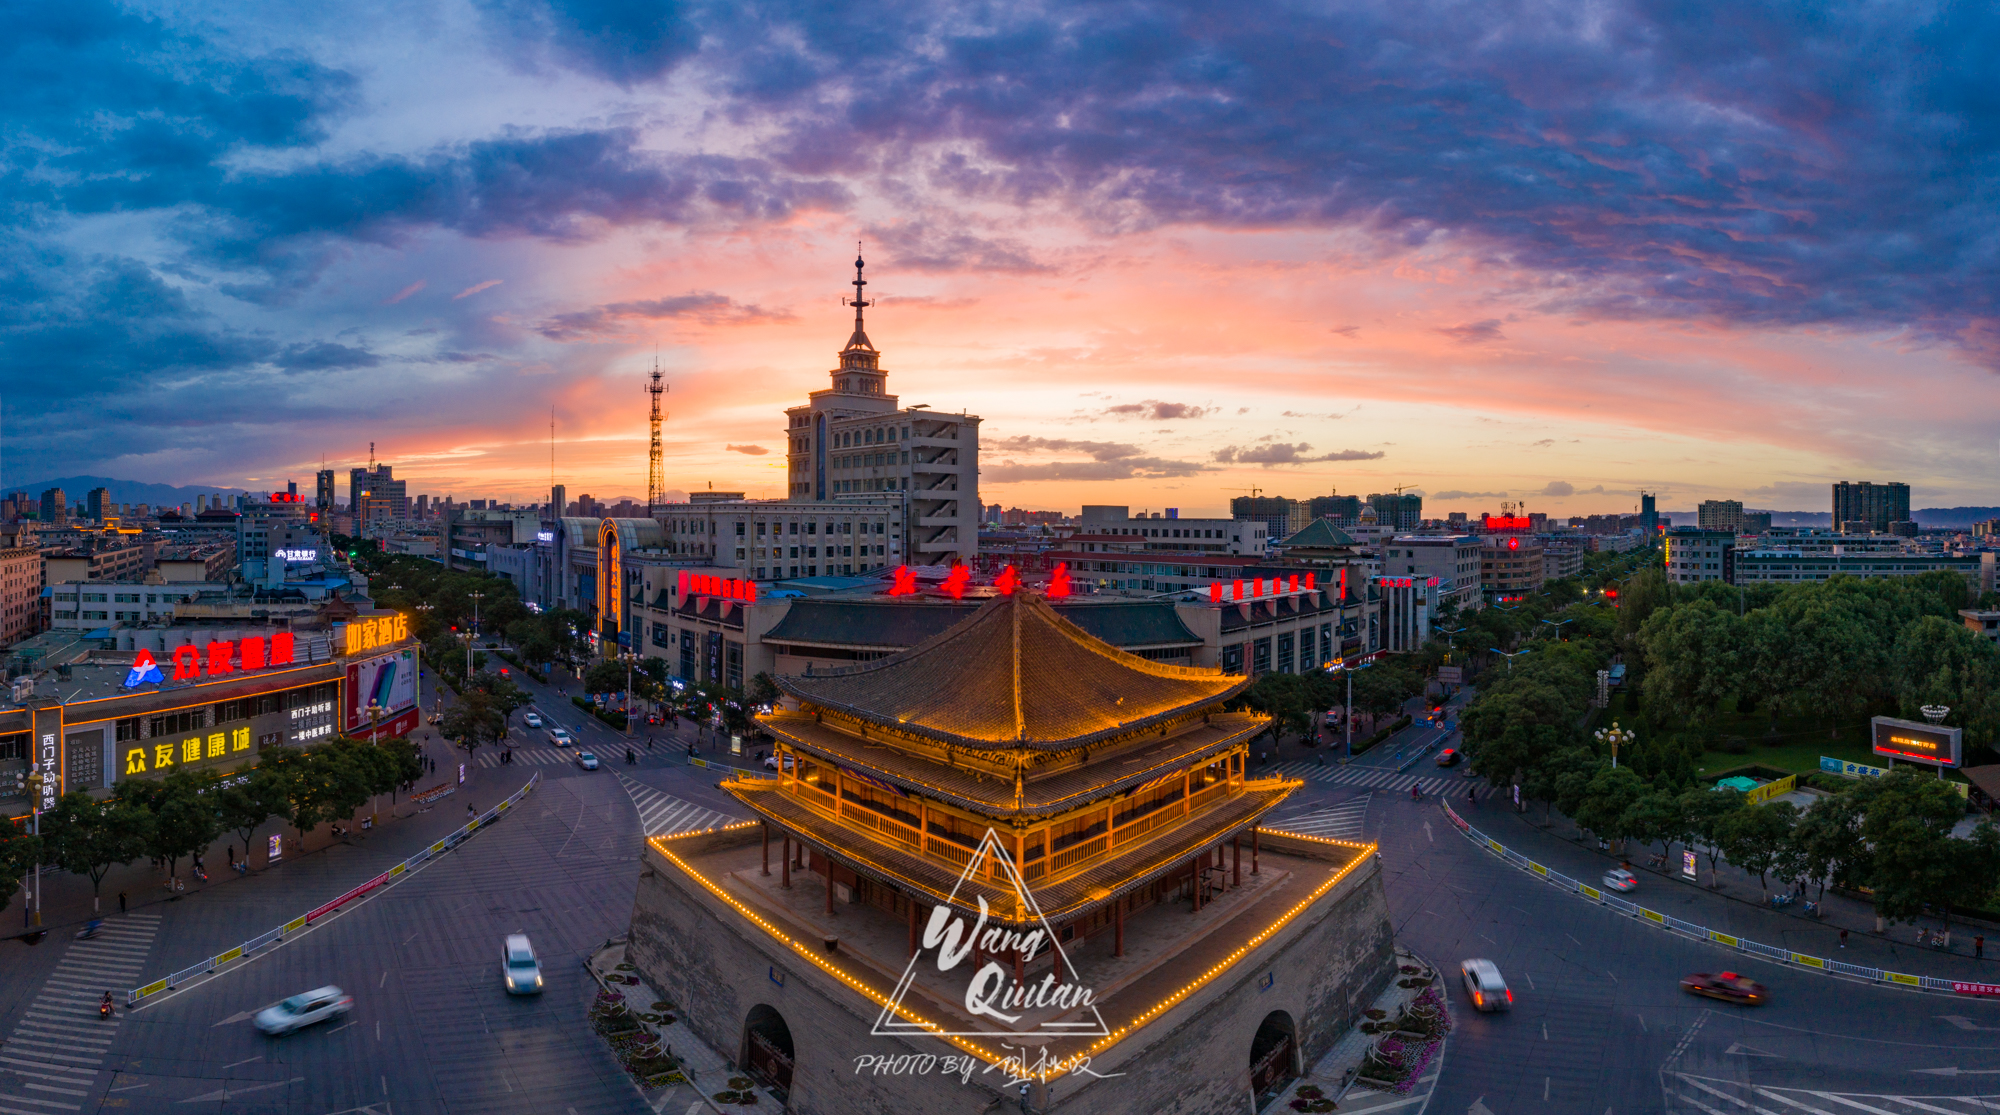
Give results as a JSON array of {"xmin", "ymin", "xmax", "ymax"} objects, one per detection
[
  {"xmin": 1251, "ymin": 828, "xmax": 1259, "ymax": 875},
  {"xmin": 1233, "ymin": 833, "xmax": 1241, "ymax": 887},
  {"xmin": 825, "ymin": 860, "xmax": 836, "ymax": 915},
  {"xmin": 781, "ymin": 835, "xmax": 791, "ymax": 889},
  {"xmin": 761, "ymin": 821, "xmax": 771, "ymax": 876},
  {"xmin": 908, "ymin": 900, "xmax": 921, "ymax": 958},
  {"xmin": 1192, "ymin": 855, "xmax": 1203, "ymax": 912},
  {"xmin": 1114, "ymin": 900, "xmax": 1125, "ymax": 957}
]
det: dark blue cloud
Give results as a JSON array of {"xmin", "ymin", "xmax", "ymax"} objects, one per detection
[
  {"xmin": 489, "ymin": 0, "xmax": 1999, "ymax": 362},
  {"xmin": 474, "ymin": 0, "xmax": 701, "ymax": 87}
]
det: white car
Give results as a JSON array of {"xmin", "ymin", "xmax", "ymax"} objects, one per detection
[
  {"xmin": 548, "ymin": 727, "xmax": 573, "ymax": 747},
  {"xmin": 502, "ymin": 934, "xmax": 543, "ymax": 995},
  {"xmin": 762, "ymin": 754, "xmax": 795, "ymax": 772},
  {"xmin": 575, "ymin": 752, "xmax": 599, "ymax": 770},
  {"xmin": 522, "ymin": 712, "xmax": 543, "ymax": 729},
  {"xmin": 254, "ymin": 986, "xmax": 353, "ymax": 1034},
  {"xmin": 1602, "ymin": 868, "xmax": 1638, "ymax": 893},
  {"xmin": 1460, "ymin": 959, "xmax": 1512, "ymax": 1012}
]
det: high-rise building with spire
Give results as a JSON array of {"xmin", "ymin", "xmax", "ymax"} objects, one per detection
[{"xmin": 784, "ymin": 252, "xmax": 981, "ymax": 567}]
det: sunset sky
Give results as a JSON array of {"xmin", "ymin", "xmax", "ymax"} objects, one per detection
[{"xmin": 6, "ymin": 0, "xmax": 1997, "ymax": 518}]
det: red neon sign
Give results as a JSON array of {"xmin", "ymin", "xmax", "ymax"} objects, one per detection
[
  {"xmin": 677, "ymin": 570, "xmax": 757, "ymax": 603},
  {"xmin": 1048, "ymin": 563, "xmax": 1071, "ymax": 598},
  {"xmin": 887, "ymin": 565, "xmax": 918, "ymax": 596},
  {"xmin": 268, "ymin": 492, "xmax": 304, "ymax": 503},
  {"xmin": 1484, "ymin": 515, "xmax": 1531, "ymax": 532},
  {"xmin": 1507, "ymin": 537, "xmax": 1520, "ymax": 550},
  {"xmin": 941, "ymin": 566, "xmax": 971, "ymax": 600},
  {"xmin": 994, "ymin": 565, "xmax": 1020, "ymax": 594},
  {"xmin": 162, "ymin": 633, "xmax": 295, "ymax": 681}
]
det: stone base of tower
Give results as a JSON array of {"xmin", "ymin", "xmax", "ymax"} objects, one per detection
[{"xmin": 627, "ymin": 827, "xmax": 1396, "ymax": 1115}]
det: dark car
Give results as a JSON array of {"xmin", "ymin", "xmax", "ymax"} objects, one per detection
[
  {"xmin": 1436, "ymin": 748, "xmax": 1462, "ymax": 767},
  {"xmin": 1680, "ymin": 971, "xmax": 1766, "ymax": 1005}
]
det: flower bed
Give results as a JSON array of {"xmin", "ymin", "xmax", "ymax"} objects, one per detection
[{"xmin": 1359, "ymin": 985, "xmax": 1452, "ymax": 1095}]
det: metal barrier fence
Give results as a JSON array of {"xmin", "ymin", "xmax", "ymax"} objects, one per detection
[
  {"xmin": 126, "ymin": 771, "xmax": 541, "ymax": 1007},
  {"xmin": 1437, "ymin": 797, "xmax": 1992, "ymax": 998}
]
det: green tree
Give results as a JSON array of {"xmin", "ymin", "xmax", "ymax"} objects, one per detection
[
  {"xmin": 1781, "ymin": 793, "xmax": 1866, "ymax": 903},
  {"xmin": 1679, "ymin": 786, "xmax": 1745, "ymax": 887},
  {"xmin": 214, "ymin": 768, "xmax": 288, "ymax": 867},
  {"xmin": 440, "ymin": 688, "xmax": 509, "ymax": 763},
  {"xmin": 1622, "ymin": 790, "xmax": 1690, "ymax": 867},
  {"xmin": 132, "ymin": 769, "xmax": 223, "ymax": 885},
  {"xmin": 1635, "ymin": 601, "xmax": 1745, "ymax": 724},
  {"xmin": 583, "ymin": 659, "xmax": 628, "ymax": 696},
  {"xmin": 1852, "ymin": 767, "xmax": 1974, "ymax": 931},
  {"xmin": 41, "ymin": 791, "xmax": 153, "ymax": 913},
  {"xmin": 1716, "ymin": 801, "xmax": 1798, "ymax": 900},
  {"xmin": 0, "ymin": 819, "xmax": 37, "ymax": 914},
  {"xmin": 1574, "ymin": 765, "xmax": 1647, "ymax": 851}
]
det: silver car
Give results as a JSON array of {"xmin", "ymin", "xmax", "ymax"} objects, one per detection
[
  {"xmin": 1460, "ymin": 959, "xmax": 1512, "ymax": 1012},
  {"xmin": 254, "ymin": 986, "xmax": 353, "ymax": 1034},
  {"xmin": 503, "ymin": 934, "xmax": 543, "ymax": 995}
]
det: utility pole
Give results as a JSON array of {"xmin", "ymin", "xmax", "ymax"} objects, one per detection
[
  {"xmin": 466, "ymin": 590, "xmax": 484, "ymax": 677},
  {"xmin": 646, "ymin": 356, "xmax": 668, "ymax": 517}
]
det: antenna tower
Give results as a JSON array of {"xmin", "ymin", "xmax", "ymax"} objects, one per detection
[
  {"xmin": 368, "ymin": 441, "xmax": 376, "ymax": 471},
  {"xmin": 646, "ymin": 356, "xmax": 668, "ymax": 516}
]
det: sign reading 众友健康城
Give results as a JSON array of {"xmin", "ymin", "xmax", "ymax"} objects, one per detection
[{"xmin": 121, "ymin": 726, "xmax": 254, "ymax": 778}]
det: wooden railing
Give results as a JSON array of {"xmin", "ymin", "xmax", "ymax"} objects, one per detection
[
  {"xmin": 928, "ymin": 837, "xmax": 974, "ymax": 868},
  {"xmin": 1112, "ymin": 806, "xmax": 1179, "ymax": 848},
  {"xmin": 1050, "ymin": 834, "xmax": 1108, "ymax": 872},
  {"xmin": 848, "ymin": 807, "xmax": 922, "ymax": 852}
]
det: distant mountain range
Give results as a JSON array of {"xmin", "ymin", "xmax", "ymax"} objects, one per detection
[{"xmin": 3, "ymin": 475, "xmax": 250, "ymax": 509}]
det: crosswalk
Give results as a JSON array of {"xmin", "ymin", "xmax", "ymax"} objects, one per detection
[
  {"xmin": 1268, "ymin": 794, "xmax": 1371, "ymax": 840},
  {"xmin": 0, "ymin": 911, "xmax": 162, "ymax": 1115},
  {"xmin": 615, "ymin": 773, "xmax": 741, "ymax": 837},
  {"xmin": 478, "ymin": 746, "xmax": 594, "ymax": 768},
  {"xmin": 1264, "ymin": 759, "xmax": 1462, "ymax": 796},
  {"xmin": 1667, "ymin": 1073, "xmax": 2000, "ymax": 1115}
]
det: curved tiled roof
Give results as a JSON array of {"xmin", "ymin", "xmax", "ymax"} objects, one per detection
[{"xmin": 775, "ymin": 591, "xmax": 1248, "ymax": 750}]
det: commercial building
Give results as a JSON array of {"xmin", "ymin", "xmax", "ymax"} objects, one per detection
[
  {"xmin": 444, "ymin": 507, "xmax": 542, "ymax": 571},
  {"xmin": 1640, "ymin": 491, "xmax": 1658, "ymax": 535},
  {"xmin": 1480, "ymin": 534, "xmax": 1545, "ymax": 598},
  {"xmin": 1309, "ymin": 493, "xmax": 1362, "ymax": 526},
  {"xmin": 46, "ymin": 582, "xmax": 222, "ymax": 629},
  {"xmin": 1380, "ymin": 535, "xmax": 1482, "ymax": 613},
  {"xmin": 40, "ymin": 489, "xmax": 68, "ymax": 526},
  {"xmin": 1664, "ymin": 527, "xmax": 1736, "ymax": 585},
  {"xmin": 1229, "ymin": 496, "xmax": 1305, "ymax": 544},
  {"xmin": 44, "ymin": 537, "xmax": 147, "ymax": 584},
  {"xmin": 1697, "ymin": 500, "xmax": 1746, "ymax": 533},
  {"xmin": 783, "ymin": 257, "xmax": 979, "ymax": 566},
  {"xmin": 0, "ymin": 549, "xmax": 39, "ymax": 648},
  {"xmin": 1075, "ymin": 507, "xmax": 1266, "ymax": 557},
  {"xmin": 1541, "ymin": 535, "xmax": 1589, "ymax": 582},
  {"xmin": 1, "ymin": 609, "xmax": 417, "ymax": 819},
  {"xmin": 351, "ymin": 465, "xmax": 409, "ymax": 535},
  {"xmin": 1732, "ymin": 550, "xmax": 1983, "ymax": 591},
  {"xmin": 1831, "ymin": 481, "xmax": 1910, "ymax": 534},
  {"xmin": 627, "ymin": 592, "xmax": 1394, "ymax": 1114}
]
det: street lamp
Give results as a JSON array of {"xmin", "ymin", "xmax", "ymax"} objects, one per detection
[
  {"xmin": 1596, "ymin": 721, "xmax": 1636, "ymax": 768},
  {"xmin": 466, "ymin": 590, "xmax": 486, "ymax": 677},
  {"xmin": 23, "ymin": 765, "xmax": 45, "ymax": 927},
  {"xmin": 1491, "ymin": 646, "xmax": 1533, "ymax": 672},
  {"xmin": 1539, "ymin": 618, "xmax": 1574, "ymax": 640},
  {"xmin": 1333, "ymin": 659, "xmax": 1376, "ymax": 761}
]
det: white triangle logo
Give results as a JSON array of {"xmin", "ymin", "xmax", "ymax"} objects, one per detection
[{"xmin": 872, "ymin": 828, "xmax": 1113, "ymax": 1039}]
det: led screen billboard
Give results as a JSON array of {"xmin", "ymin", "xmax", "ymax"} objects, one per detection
[
  {"xmin": 1870, "ymin": 715, "xmax": 1962, "ymax": 768},
  {"xmin": 345, "ymin": 648, "xmax": 418, "ymax": 732}
]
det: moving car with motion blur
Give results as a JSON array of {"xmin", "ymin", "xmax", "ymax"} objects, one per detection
[
  {"xmin": 523, "ymin": 711, "xmax": 543, "ymax": 729},
  {"xmin": 502, "ymin": 934, "xmax": 543, "ymax": 994},
  {"xmin": 1459, "ymin": 959, "xmax": 1512, "ymax": 1012},
  {"xmin": 548, "ymin": 727, "xmax": 573, "ymax": 747},
  {"xmin": 254, "ymin": 986, "xmax": 353, "ymax": 1034},
  {"xmin": 1680, "ymin": 971, "xmax": 1766, "ymax": 1005},
  {"xmin": 1601, "ymin": 868, "xmax": 1638, "ymax": 892},
  {"xmin": 575, "ymin": 751, "xmax": 599, "ymax": 770},
  {"xmin": 1435, "ymin": 748, "xmax": 1462, "ymax": 767}
]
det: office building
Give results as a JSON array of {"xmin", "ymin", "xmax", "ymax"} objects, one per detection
[
  {"xmin": 783, "ymin": 256, "xmax": 980, "ymax": 566},
  {"xmin": 40, "ymin": 488, "xmax": 67, "ymax": 526},
  {"xmin": 0, "ymin": 548, "xmax": 40, "ymax": 648},
  {"xmin": 1380, "ymin": 535, "xmax": 1482, "ymax": 613},
  {"xmin": 550, "ymin": 484, "xmax": 566, "ymax": 519},
  {"xmin": 1310, "ymin": 493, "xmax": 1363, "ymax": 526},
  {"xmin": 1831, "ymin": 481, "xmax": 1910, "ymax": 534},
  {"xmin": 1697, "ymin": 500, "xmax": 1746, "ymax": 533},
  {"xmin": 351, "ymin": 465, "xmax": 408, "ymax": 535},
  {"xmin": 1077, "ymin": 507, "xmax": 1266, "ymax": 557},
  {"xmin": 1480, "ymin": 534, "xmax": 1545, "ymax": 598},
  {"xmin": 1640, "ymin": 491, "xmax": 1658, "ymax": 535},
  {"xmin": 1664, "ymin": 527, "xmax": 1737, "ymax": 585},
  {"xmin": 1230, "ymin": 496, "xmax": 1297, "ymax": 546},
  {"xmin": 1734, "ymin": 550, "xmax": 1982, "ymax": 591},
  {"xmin": 85, "ymin": 488, "xmax": 109, "ymax": 522}
]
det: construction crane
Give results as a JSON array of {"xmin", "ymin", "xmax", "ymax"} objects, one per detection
[
  {"xmin": 645, "ymin": 356, "xmax": 668, "ymax": 517},
  {"xmin": 1223, "ymin": 487, "xmax": 1265, "ymax": 498}
]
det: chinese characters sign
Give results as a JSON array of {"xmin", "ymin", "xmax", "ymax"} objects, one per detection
[
  {"xmin": 151, "ymin": 632, "xmax": 297, "ymax": 682},
  {"xmin": 342, "ymin": 614, "xmax": 409, "ymax": 655},
  {"xmin": 122, "ymin": 727, "xmax": 251, "ymax": 776}
]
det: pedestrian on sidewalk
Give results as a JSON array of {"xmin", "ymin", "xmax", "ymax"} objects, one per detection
[
  {"xmin": 1840, "ymin": 928, "xmax": 1848, "ymax": 948},
  {"xmin": 1978, "ymin": 935, "xmax": 1986, "ymax": 959},
  {"xmin": 118, "ymin": 891, "xmax": 127, "ymax": 913}
]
